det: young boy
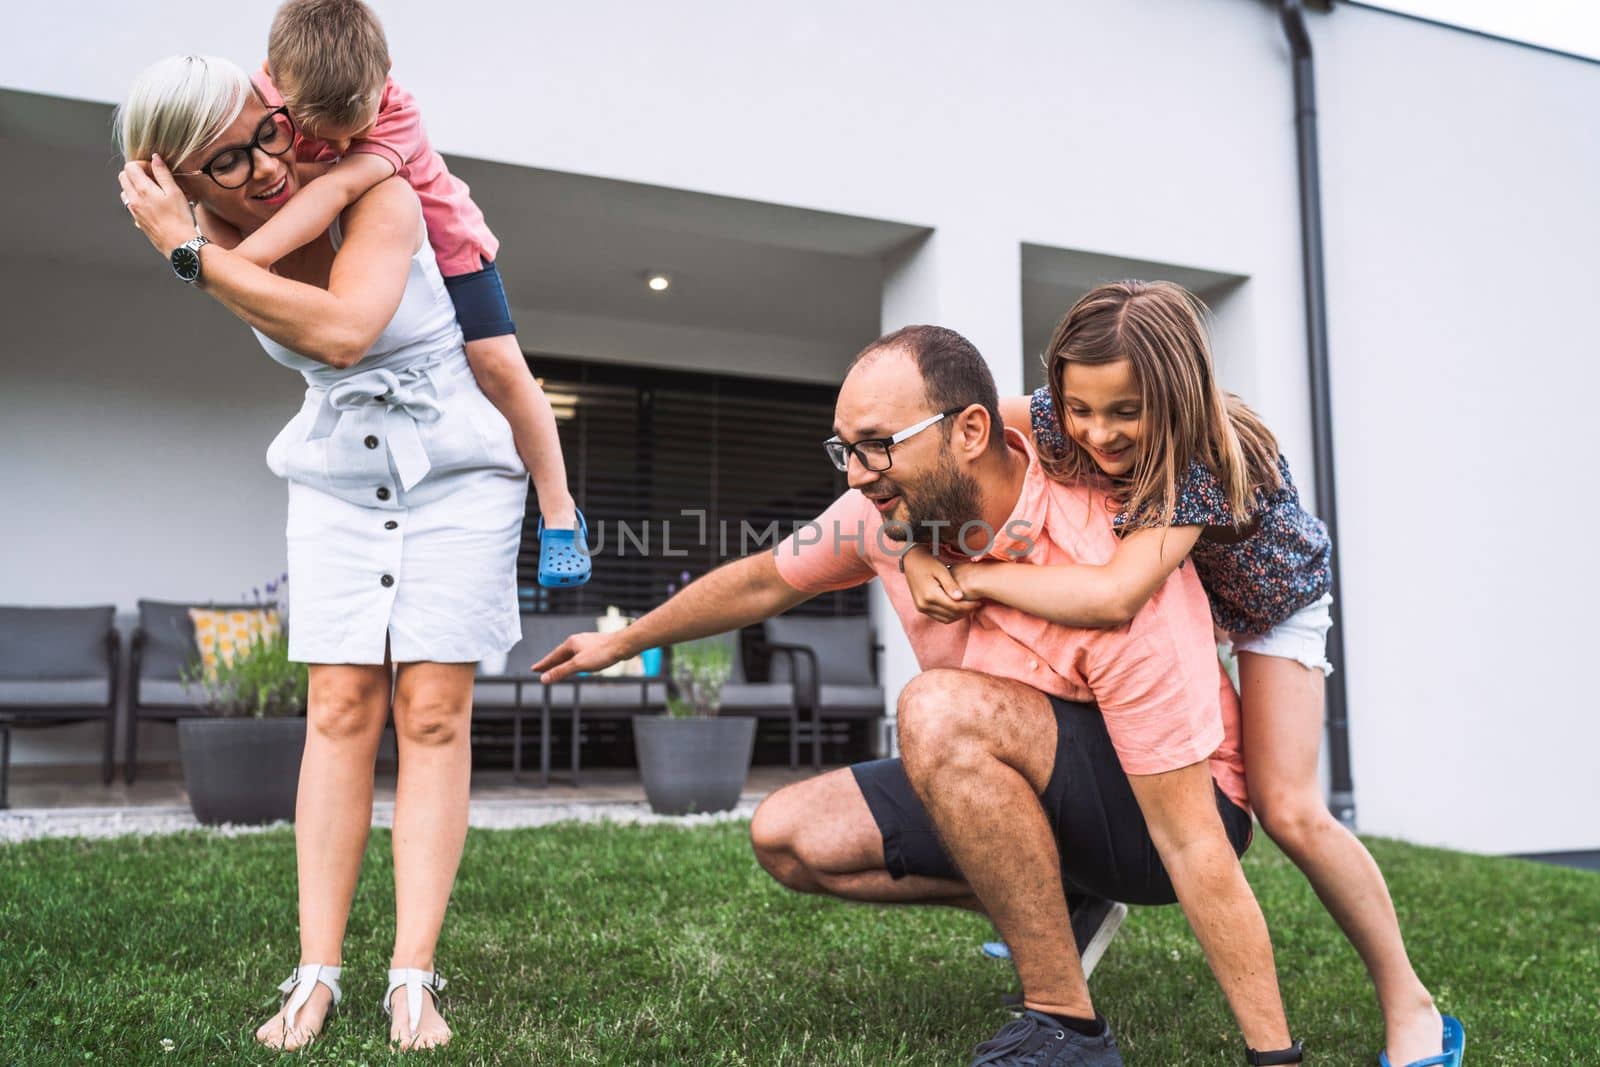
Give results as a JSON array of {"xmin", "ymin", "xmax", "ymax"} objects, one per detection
[{"xmin": 234, "ymin": 0, "xmax": 588, "ymax": 587}]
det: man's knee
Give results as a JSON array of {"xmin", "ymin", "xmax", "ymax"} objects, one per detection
[
  {"xmin": 749, "ymin": 789, "xmax": 823, "ymax": 893},
  {"xmin": 898, "ymin": 670, "xmax": 985, "ymax": 770}
]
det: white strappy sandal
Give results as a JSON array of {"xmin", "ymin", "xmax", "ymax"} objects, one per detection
[
  {"xmin": 270, "ymin": 963, "xmax": 342, "ymax": 1045},
  {"xmin": 383, "ymin": 967, "xmax": 448, "ymax": 1046}
]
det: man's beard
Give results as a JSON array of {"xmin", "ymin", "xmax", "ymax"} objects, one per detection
[{"xmin": 877, "ymin": 453, "xmax": 984, "ymax": 550}]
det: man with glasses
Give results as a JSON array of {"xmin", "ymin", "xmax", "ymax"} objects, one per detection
[{"xmin": 534, "ymin": 325, "xmax": 1302, "ymax": 1067}]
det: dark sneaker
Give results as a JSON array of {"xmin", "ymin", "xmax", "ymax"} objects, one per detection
[
  {"xmin": 996, "ymin": 894, "xmax": 1129, "ymax": 1011},
  {"xmin": 969, "ymin": 1010, "xmax": 1122, "ymax": 1066}
]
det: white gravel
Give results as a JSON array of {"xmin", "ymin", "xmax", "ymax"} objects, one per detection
[{"xmin": 0, "ymin": 797, "xmax": 761, "ymax": 844}]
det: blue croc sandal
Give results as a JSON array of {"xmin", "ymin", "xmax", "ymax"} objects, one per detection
[
  {"xmin": 1379, "ymin": 1015, "xmax": 1465, "ymax": 1067},
  {"xmin": 537, "ymin": 510, "xmax": 592, "ymax": 587}
]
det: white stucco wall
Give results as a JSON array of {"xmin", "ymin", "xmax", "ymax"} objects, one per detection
[{"xmin": 2, "ymin": 1, "xmax": 1596, "ymax": 853}]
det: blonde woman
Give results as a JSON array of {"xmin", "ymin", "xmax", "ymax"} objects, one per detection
[{"xmin": 117, "ymin": 55, "xmax": 528, "ymax": 1050}]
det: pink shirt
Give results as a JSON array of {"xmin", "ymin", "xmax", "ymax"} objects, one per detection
[
  {"xmin": 773, "ymin": 429, "xmax": 1249, "ymax": 810},
  {"xmin": 253, "ymin": 68, "xmax": 499, "ymax": 277}
]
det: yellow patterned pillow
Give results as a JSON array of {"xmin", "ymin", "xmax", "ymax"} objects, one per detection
[{"xmin": 188, "ymin": 608, "xmax": 283, "ymax": 683}]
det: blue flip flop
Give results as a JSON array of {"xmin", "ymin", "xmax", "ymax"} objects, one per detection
[
  {"xmin": 981, "ymin": 941, "xmax": 1012, "ymax": 960},
  {"xmin": 1378, "ymin": 1015, "xmax": 1465, "ymax": 1067},
  {"xmin": 537, "ymin": 509, "xmax": 591, "ymax": 588}
]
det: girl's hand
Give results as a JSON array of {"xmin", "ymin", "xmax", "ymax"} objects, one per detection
[
  {"xmin": 901, "ymin": 545, "xmax": 979, "ymax": 624},
  {"xmin": 117, "ymin": 154, "xmax": 198, "ymax": 258},
  {"xmin": 948, "ymin": 561, "xmax": 990, "ymax": 601}
]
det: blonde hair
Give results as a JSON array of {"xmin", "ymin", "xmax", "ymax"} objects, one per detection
[
  {"xmin": 267, "ymin": 0, "xmax": 390, "ymax": 134},
  {"xmin": 1041, "ymin": 280, "xmax": 1282, "ymax": 529},
  {"xmin": 115, "ymin": 54, "xmax": 254, "ymax": 164}
]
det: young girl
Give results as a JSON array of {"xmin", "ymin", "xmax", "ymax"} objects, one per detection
[{"xmin": 902, "ymin": 281, "xmax": 1462, "ymax": 1067}]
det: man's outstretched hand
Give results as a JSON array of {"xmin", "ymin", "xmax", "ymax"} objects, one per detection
[{"xmin": 532, "ymin": 631, "xmax": 626, "ymax": 683}]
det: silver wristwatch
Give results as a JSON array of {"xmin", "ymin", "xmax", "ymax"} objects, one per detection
[{"xmin": 170, "ymin": 234, "xmax": 211, "ymax": 284}]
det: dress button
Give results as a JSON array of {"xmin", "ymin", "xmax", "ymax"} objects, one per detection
[
  {"xmin": 376, "ymin": 487, "xmax": 391, "ymax": 501},
  {"xmin": 380, "ymin": 574, "xmax": 395, "ymax": 587},
  {"xmin": 364, "ymin": 435, "xmax": 379, "ymax": 449},
  {"xmin": 384, "ymin": 520, "xmax": 398, "ymax": 530},
  {"xmin": 1027, "ymin": 659, "xmax": 1038, "ymax": 671}
]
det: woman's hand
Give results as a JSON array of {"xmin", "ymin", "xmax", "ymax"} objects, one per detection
[
  {"xmin": 902, "ymin": 545, "xmax": 980, "ymax": 624},
  {"xmin": 117, "ymin": 154, "xmax": 199, "ymax": 258}
]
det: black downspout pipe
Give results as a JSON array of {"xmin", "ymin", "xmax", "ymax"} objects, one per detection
[{"xmin": 1279, "ymin": 0, "xmax": 1356, "ymax": 828}]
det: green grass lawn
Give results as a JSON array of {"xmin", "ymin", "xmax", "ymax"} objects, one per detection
[{"xmin": 1, "ymin": 823, "xmax": 1595, "ymax": 1065}]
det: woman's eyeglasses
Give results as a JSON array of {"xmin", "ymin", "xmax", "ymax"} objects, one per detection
[{"xmin": 172, "ymin": 107, "xmax": 296, "ymax": 190}]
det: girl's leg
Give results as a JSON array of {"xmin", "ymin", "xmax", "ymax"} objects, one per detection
[
  {"xmin": 1238, "ymin": 651, "xmax": 1442, "ymax": 1063},
  {"xmin": 386, "ymin": 660, "xmax": 476, "ymax": 1050},
  {"xmin": 256, "ymin": 662, "xmax": 392, "ymax": 1050}
]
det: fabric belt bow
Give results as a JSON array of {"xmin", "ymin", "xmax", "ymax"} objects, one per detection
[{"xmin": 307, "ymin": 367, "xmax": 446, "ymax": 491}]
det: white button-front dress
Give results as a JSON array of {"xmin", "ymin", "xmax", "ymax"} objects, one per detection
[{"xmin": 253, "ymin": 217, "xmax": 527, "ymax": 665}]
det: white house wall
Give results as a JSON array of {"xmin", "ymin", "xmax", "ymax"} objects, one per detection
[{"xmin": 1, "ymin": 2, "xmax": 1596, "ymax": 853}]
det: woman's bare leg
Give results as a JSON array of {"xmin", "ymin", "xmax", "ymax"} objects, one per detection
[
  {"xmin": 386, "ymin": 660, "xmax": 476, "ymax": 1050},
  {"xmin": 256, "ymin": 662, "xmax": 391, "ymax": 1050}
]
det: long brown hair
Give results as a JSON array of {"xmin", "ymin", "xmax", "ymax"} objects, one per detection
[{"xmin": 1041, "ymin": 280, "xmax": 1281, "ymax": 529}]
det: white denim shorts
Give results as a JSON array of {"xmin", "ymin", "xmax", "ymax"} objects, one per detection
[{"xmin": 1227, "ymin": 592, "xmax": 1334, "ymax": 676}]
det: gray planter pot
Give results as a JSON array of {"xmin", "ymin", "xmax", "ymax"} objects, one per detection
[
  {"xmin": 178, "ymin": 716, "xmax": 306, "ymax": 825},
  {"xmin": 633, "ymin": 715, "xmax": 757, "ymax": 816}
]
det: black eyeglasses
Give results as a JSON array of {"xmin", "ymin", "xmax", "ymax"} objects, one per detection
[
  {"xmin": 824, "ymin": 408, "xmax": 966, "ymax": 472},
  {"xmin": 173, "ymin": 107, "xmax": 296, "ymax": 190}
]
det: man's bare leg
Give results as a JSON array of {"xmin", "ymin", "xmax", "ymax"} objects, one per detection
[
  {"xmin": 896, "ymin": 669, "xmax": 1092, "ymax": 1021},
  {"xmin": 750, "ymin": 767, "xmax": 978, "ymax": 908}
]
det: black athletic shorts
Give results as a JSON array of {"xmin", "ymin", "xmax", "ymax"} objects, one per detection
[{"xmin": 851, "ymin": 694, "xmax": 1252, "ymax": 906}]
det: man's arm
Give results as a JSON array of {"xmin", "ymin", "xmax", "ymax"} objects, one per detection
[
  {"xmin": 532, "ymin": 550, "xmax": 813, "ymax": 681},
  {"xmin": 233, "ymin": 154, "xmax": 395, "ymax": 267},
  {"xmin": 1127, "ymin": 761, "xmax": 1293, "ymax": 1053}
]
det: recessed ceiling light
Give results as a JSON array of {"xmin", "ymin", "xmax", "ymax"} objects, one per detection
[{"xmin": 645, "ymin": 272, "xmax": 671, "ymax": 292}]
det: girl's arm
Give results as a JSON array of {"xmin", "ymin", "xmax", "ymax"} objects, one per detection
[
  {"xmin": 953, "ymin": 524, "xmax": 1203, "ymax": 628},
  {"xmin": 232, "ymin": 154, "xmax": 395, "ymax": 267},
  {"xmin": 120, "ymin": 155, "xmax": 414, "ymax": 368},
  {"xmin": 998, "ymin": 394, "xmax": 1036, "ymax": 442}
]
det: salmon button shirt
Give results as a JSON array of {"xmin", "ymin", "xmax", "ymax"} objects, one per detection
[{"xmin": 773, "ymin": 429, "xmax": 1248, "ymax": 811}]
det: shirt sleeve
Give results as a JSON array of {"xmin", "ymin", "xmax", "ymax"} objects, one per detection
[
  {"xmin": 347, "ymin": 77, "xmax": 420, "ymax": 174},
  {"xmin": 772, "ymin": 492, "xmax": 879, "ymax": 595},
  {"xmin": 1170, "ymin": 460, "xmax": 1239, "ymax": 527},
  {"xmin": 1030, "ymin": 386, "xmax": 1070, "ymax": 460},
  {"xmin": 1082, "ymin": 602, "xmax": 1226, "ymax": 778}
]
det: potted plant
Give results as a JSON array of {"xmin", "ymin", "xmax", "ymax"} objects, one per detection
[
  {"xmin": 632, "ymin": 636, "xmax": 756, "ymax": 815},
  {"xmin": 178, "ymin": 577, "xmax": 309, "ymax": 825}
]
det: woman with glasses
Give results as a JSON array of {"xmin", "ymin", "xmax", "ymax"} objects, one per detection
[{"xmin": 116, "ymin": 55, "xmax": 526, "ymax": 1050}]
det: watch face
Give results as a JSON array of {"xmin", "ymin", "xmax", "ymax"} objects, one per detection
[{"xmin": 172, "ymin": 245, "xmax": 200, "ymax": 281}]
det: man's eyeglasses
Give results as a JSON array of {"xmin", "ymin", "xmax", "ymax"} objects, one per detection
[
  {"xmin": 172, "ymin": 107, "xmax": 296, "ymax": 190},
  {"xmin": 824, "ymin": 408, "xmax": 966, "ymax": 473}
]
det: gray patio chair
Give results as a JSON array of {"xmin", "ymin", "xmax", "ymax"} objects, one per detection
[
  {"xmin": 127, "ymin": 599, "xmax": 258, "ymax": 784},
  {"xmin": 0, "ymin": 605, "xmax": 120, "ymax": 800},
  {"xmin": 763, "ymin": 614, "xmax": 885, "ymax": 770},
  {"xmin": 705, "ymin": 630, "xmax": 806, "ymax": 770},
  {"xmin": 474, "ymin": 613, "xmax": 596, "ymax": 787},
  {"xmin": 479, "ymin": 614, "xmax": 670, "ymax": 787}
]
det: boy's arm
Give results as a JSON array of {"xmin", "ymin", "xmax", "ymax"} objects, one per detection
[
  {"xmin": 953, "ymin": 524, "xmax": 1203, "ymax": 628},
  {"xmin": 233, "ymin": 154, "xmax": 395, "ymax": 267}
]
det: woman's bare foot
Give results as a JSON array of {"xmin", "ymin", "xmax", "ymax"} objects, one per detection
[
  {"xmin": 255, "ymin": 981, "xmax": 335, "ymax": 1051},
  {"xmin": 389, "ymin": 986, "xmax": 451, "ymax": 1051}
]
